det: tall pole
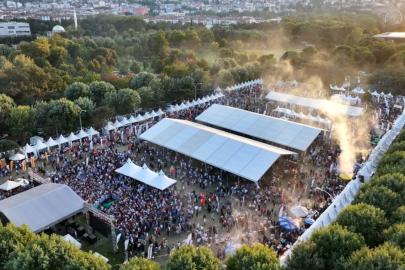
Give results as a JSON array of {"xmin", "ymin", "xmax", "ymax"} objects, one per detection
[{"xmin": 194, "ymin": 83, "xmax": 202, "ymax": 100}]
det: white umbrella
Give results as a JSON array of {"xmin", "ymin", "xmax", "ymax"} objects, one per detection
[
  {"xmin": 290, "ymin": 205, "xmax": 309, "ymax": 217},
  {"xmin": 9, "ymin": 153, "xmax": 25, "ymax": 161}
]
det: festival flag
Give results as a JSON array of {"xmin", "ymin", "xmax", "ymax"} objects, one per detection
[
  {"xmin": 189, "ymin": 111, "xmax": 192, "ymax": 119},
  {"xmin": 30, "ymin": 156, "xmax": 35, "ymax": 168},
  {"xmin": 114, "ymin": 133, "xmax": 117, "ymax": 142},
  {"xmin": 45, "ymin": 152, "xmax": 48, "ymax": 161},
  {"xmin": 201, "ymin": 193, "xmax": 205, "ymax": 206},
  {"xmin": 90, "ymin": 141, "xmax": 93, "ymax": 150},
  {"xmin": 9, "ymin": 161, "xmax": 13, "ymax": 172},
  {"xmin": 105, "ymin": 137, "xmax": 108, "ymax": 148},
  {"xmin": 0, "ymin": 158, "xmax": 4, "ymax": 169},
  {"xmin": 22, "ymin": 160, "xmax": 26, "ymax": 171}
]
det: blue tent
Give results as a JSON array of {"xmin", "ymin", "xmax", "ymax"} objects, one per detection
[
  {"xmin": 277, "ymin": 217, "xmax": 300, "ymax": 231},
  {"xmin": 304, "ymin": 218, "xmax": 315, "ymax": 225},
  {"xmin": 354, "ymin": 164, "xmax": 362, "ymax": 170}
]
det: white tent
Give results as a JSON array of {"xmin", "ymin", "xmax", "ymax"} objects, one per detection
[
  {"xmin": 185, "ymin": 101, "xmax": 192, "ymax": 107},
  {"xmin": 113, "ymin": 120, "xmax": 123, "ymax": 129},
  {"xmin": 191, "ymin": 100, "xmax": 198, "ymax": 106},
  {"xmin": 179, "ymin": 102, "xmax": 188, "ymax": 110},
  {"xmin": 62, "ymin": 234, "xmax": 82, "ymax": 248},
  {"xmin": 149, "ymin": 110, "xmax": 158, "ymax": 118},
  {"xmin": 140, "ymin": 118, "xmax": 295, "ymax": 182},
  {"xmin": 119, "ymin": 117, "xmax": 131, "ymax": 126},
  {"xmin": 45, "ymin": 137, "xmax": 59, "ymax": 148},
  {"xmin": 104, "ymin": 122, "xmax": 116, "ymax": 132},
  {"xmin": 0, "ymin": 180, "xmax": 21, "ymax": 191},
  {"xmin": 134, "ymin": 114, "xmax": 145, "ymax": 122},
  {"xmin": 77, "ymin": 129, "xmax": 90, "ymax": 140},
  {"xmin": 201, "ymin": 97, "xmax": 208, "ymax": 103},
  {"xmin": 166, "ymin": 105, "xmax": 175, "ymax": 113},
  {"xmin": 115, "ymin": 159, "xmax": 141, "ymax": 178},
  {"xmin": 214, "ymin": 86, "xmax": 221, "ymax": 92},
  {"xmin": 9, "ymin": 153, "xmax": 25, "ymax": 161},
  {"xmin": 196, "ymin": 98, "xmax": 203, "ymax": 104},
  {"xmin": 133, "ymin": 164, "xmax": 156, "ymax": 182},
  {"xmin": 66, "ymin": 133, "xmax": 80, "ymax": 145},
  {"xmin": 156, "ymin": 108, "xmax": 164, "ymax": 115},
  {"xmin": 127, "ymin": 115, "xmax": 137, "ymax": 124},
  {"xmin": 370, "ymin": 91, "xmax": 379, "ymax": 96},
  {"xmin": 173, "ymin": 105, "xmax": 181, "ymax": 111},
  {"xmin": 86, "ymin": 127, "xmax": 99, "ymax": 138},
  {"xmin": 148, "ymin": 170, "xmax": 177, "ymax": 190},
  {"xmin": 55, "ymin": 135, "xmax": 69, "ymax": 145},
  {"xmin": 33, "ymin": 140, "xmax": 48, "ymax": 152},
  {"xmin": 143, "ymin": 112, "xmax": 152, "ymax": 119}
]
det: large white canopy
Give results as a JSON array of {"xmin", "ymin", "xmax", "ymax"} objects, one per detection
[
  {"xmin": 0, "ymin": 180, "xmax": 21, "ymax": 191},
  {"xmin": 9, "ymin": 153, "xmax": 25, "ymax": 161},
  {"xmin": 140, "ymin": 119, "xmax": 295, "ymax": 182},
  {"xmin": 115, "ymin": 159, "xmax": 176, "ymax": 190},
  {"xmin": 196, "ymin": 105, "xmax": 322, "ymax": 151},
  {"xmin": 62, "ymin": 234, "xmax": 82, "ymax": 249},
  {"xmin": 265, "ymin": 91, "xmax": 364, "ymax": 117},
  {"xmin": 21, "ymin": 144, "xmax": 36, "ymax": 156}
]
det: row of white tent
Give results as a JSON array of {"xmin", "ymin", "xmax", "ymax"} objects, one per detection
[
  {"xmin": 369, "ymin": 90, "xmax": 394, "ymax": 98},
  {"xmin": 351, "ymin": 87, "xmax": 365, "ymax": 94},
  {"xmin": 224, "ymin": 79, "xmax": 263, "ymax": 91},
  {"xmin": 20, "ymin": 128, "xmax": 100, "ymax": 158},
  {"xmin": 330, "ymin": 84, "xmax": 346, "ymax": 91},
  {"xmin": 280, "ymin": 107, "xmax": 405, "ymax": 266},
  {"xmin": 115, "ymin": 159, "xmax": 176, "ymax": 190},
  {"xmin": 331, "ymin": 94, "xmax": 361, "ymax": 105},
  {"xmin": 273, "ymin": 107, "xmax": 332, "ymax": 126},
  {"xmin": 167, "ymin": 93, "xmax": 225, "ymax": 113},
  {"xmin": 103, "ymin": 93, "xmax": 226, "ymax": 132},
  {"xmin": 104, "ymin": 109, "xmax": 165, "ymax": 132}
]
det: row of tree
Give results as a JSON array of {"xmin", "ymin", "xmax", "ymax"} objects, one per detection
[{"xmin": 284, "ymin": 128, "xmax": 405, "ymax": 270}]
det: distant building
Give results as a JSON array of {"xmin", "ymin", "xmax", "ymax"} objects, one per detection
[
  {"xmin": 0, "ymin": 21, "xmax": 31, "ymax": 37},
  {"xmin": 47, "ymin": 25, "xmax": 65, "ymax": 38},
  {"xmin": 121, "ymin": 5, "xmax": 148, "ymax": 15},
  {"xmin": 373, "ymin": 32, "xmax": 405, "ymax": 42}
]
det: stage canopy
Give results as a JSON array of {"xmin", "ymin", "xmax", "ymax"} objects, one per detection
[
  {"xmin": 140, "ymin": 119, "xmax": 296, "ymax": 182},
  {"xmin": 196, "ymin": 104, "xmax": 322, "ymax": 151},
  {"xmin": 115, "ymin": 159, "xmax": 176, "ymax": 190},
  {"xmin": 0, "ymin": 183, "xmax": 84, "ymax": 233},
  {"xmin": 265, "ymin": 91, "xmax": 364, "ymax": 117}
]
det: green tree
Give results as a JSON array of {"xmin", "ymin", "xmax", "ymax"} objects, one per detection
[
  {"xmin": 130, "ymin": 72, "xmax": 156, "ymax": 89},
  {"xmin": 0, "ymin": 140, "xmax": 20, "ymax": 153},
  {"xmin": 300, "ymin": 46, "xmax": 318, "ymax": 60},
  {"xmin": 386, "ymin": 141, "xmax": 405, "ymax": 154},
  {"xmin": 92, "ymin": 106, "xmax": 113, "ymax": 128},
  {"xmin": 130, "ymin": 60, "xmax": 141, "ymax": 74},
  {"xmin": 64, "ymin": 82, "xmax": 89, "ymax": 101},
  {"xmin": 392, "ymin": 206, "xmax": 405, "ymax": 224},
  {"xmin": 105, "ymin": 88, "xmax": 141, "ymax": 115},
  {"xmin": 4, "ymin": 233, "xmax": 109, "ymax": 270},
  {"xmin": 88, "ymin": 81, "xmax": 115, "ymax": 106},
  {"xmin": 219, "ymin": 38, "xmax": 228, "ymax": 48},
  {"xmin": 285, "ymin": 241, "xmax": 324, "ymax": 270},
  {"xmin": 0, "ymin": 94, "xmax": 15, "ymax": 135},
  {"xmin": 361, "ymin": 91, "xmax": 372, "ymax": 103},
  {"xmin": 137, "ymin": 86, "xmax": 154, "ymax": 108},
  {"xmin": 384, "ymin": 223, "xmax": 405, "ymax": 249},
  {"xmin": 226, "ymin": 244, "xmax": 280, "ymax": 270},
  {"xmin": 217, "ymin": 70, "xmax": 235, "ymax": 88},
  {"xmin": 164, "ymin": 245, "xmax": 220, "ymax": 270},
  {"xmin": 168, "ymin": 30, "xmax": 186, "ymax": 47},
  {"xmin": 74, "ymin": 97, "xmax": 95, "ymax": 128},
  {"xmin": 342, "ymin": 242, "xmax": 405, "ymax": 270},
  {"xmin": 210, "ymin": 42, "xmax": 220, "ymax": 52},
  {"xmin": 0, "ymin": 224, "xmax": 38, "ymax": 268},
  {"xmin": 7, "ymin": 106, "xmax": 37, "ymax": 136},
  {"xmin": 39, "ymin": 98, "xmax": 80, "ymax": 133},
  {"xmin": 122, "ymin": 257, "xmax": 160, "ymax": 270},
  {"xmin": 336, "ymin": 203, "xmax": 389, "ymax": 247}
]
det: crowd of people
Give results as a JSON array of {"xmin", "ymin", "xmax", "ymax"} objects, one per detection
[{"xmin": 1, "ymin": 79, "xmax": 403, "ymax": 262}]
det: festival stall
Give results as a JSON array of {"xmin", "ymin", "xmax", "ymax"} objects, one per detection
[
  {"xmin": 66, "ymin": 132, "xmax": 81, "ymax": 147},
  {"xmin": 0, "ymin": 180, "xmax": 22, "ymax": 191},
  {"xmin": 21, "ymin": 144, "xmax": 37, "ymax": 158}
]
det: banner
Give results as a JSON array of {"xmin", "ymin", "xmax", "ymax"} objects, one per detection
[
  {"xmin": 0, "ymin": 159, "xmax": 4, "ymax": 169},
  {"xmin": 10, "ymin": 161, "xmax": 13, "ymax": 172},
  {"xmin": 201, "ymin": 193, "xmax": 205, "ymax": 206},
  {"xmin": 22, "ymin": 160, "xmax": 26, "ymax": 171},
  {"xmin": 45, "ymin": 152, "xmax": 48, "ymax": 161},
  {"xmin": 30, "ymin": 157, "xmax": 35, "ymax": 168}
]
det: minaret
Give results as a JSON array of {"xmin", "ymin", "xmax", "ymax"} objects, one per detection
[{"xmin": 74, "ymin": 7, "xmax": 77, "ymax": 30}]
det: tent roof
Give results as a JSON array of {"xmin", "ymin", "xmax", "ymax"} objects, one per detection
[
  {"xmin": 77, "ymin": 129, "xmax": 89, "ymax": 139},
  {"xmin": 56, "ymin": 135, "xmax": 69, "ymax": 145},
  {"xmin": 66, "ymin": 132, "xmax": 80, "ymax": 142},
  {"xmin": 104, "ymin": 122, "xmax": 116, "ymax": 131},
  {"xmin": 265, "ymin": 91, "xmax": 364, "ymax": 117},
  {"xmin": 113, "ymin": 120, "xmax": 123, "ymax": 128},
  {"xmin": 0, "ymin": 183, "xmax": 84, "ymax": 233},
  {"xmin": 45, "ymin": 137, "xmax": 59, "ymax": 147},
  {"xmin": 0, "ymin": 180, "xmax": 21, "ymax": 191},
  {"xmin": 21, "ymin": 144, "xmax": 35, "ymax": 154},
  {"xmin": 119, "ymin": 117, "xmax": 131, "ymax": 126},
  {"xmin": 63, "ymin": 234, "xmax": 82, "ymax": 248},
  {"xmin": 140, "ymin": 119, "xmax": 295, "ymax": 182},
  {"xmin": 115, "ymin": 160, "xmax": 176, "ymax": 190},
  {"xmin": 195, "ymin": 105, "xmax": 322, "ymax": 151},
  {"xmin": 86, "ymin": 127, "xmax": 99, "ymax": 136},
  {"xmin": 33, "ymin": 140, "xmax": 48, "ymax": 151}
]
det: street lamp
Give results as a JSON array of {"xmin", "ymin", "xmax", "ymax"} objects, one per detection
[
  {"xmin": 315, "ymin": 187, "xmax": 334, "ymax": 201},
  {"xmin": 194, "ymin": 83, "xmax": 202, "ymax": 100},
  {"xmin": 78, "ymin": 108, "xmax": 86, "ymax": 130}
]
